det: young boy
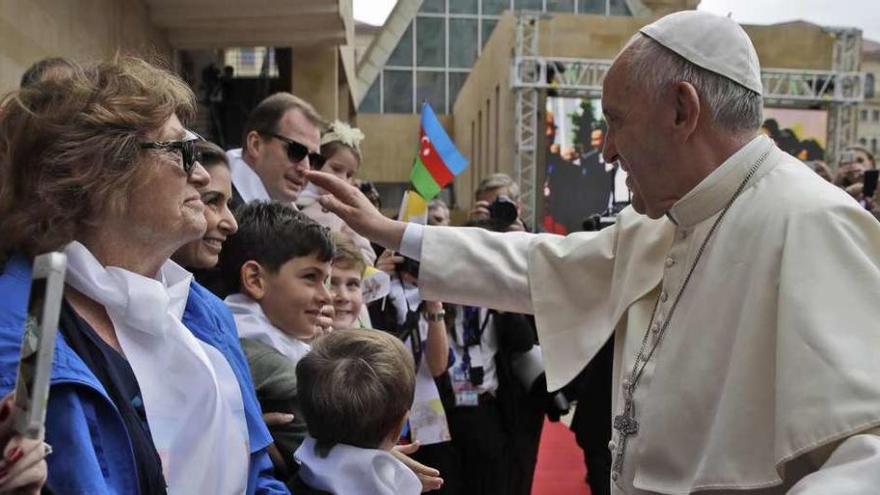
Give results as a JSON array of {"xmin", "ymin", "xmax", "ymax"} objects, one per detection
[
  {"xmin": 218, "ymin": 201, "xmax": 335, "ymax": 477},
  {"xmin": 328, "ymin": 233, "xmax": 367, "ymax": 329},
  {"xmin": 291, "ymin": 330, "xmax": 421, "ymax": 495}
]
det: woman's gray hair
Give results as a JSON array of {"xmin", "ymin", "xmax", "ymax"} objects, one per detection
[{"xmin": 622, "ymin": 33, "xmax": 763, "ymax": 133}]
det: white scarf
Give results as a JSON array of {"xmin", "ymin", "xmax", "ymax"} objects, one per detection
[
  {"xmin": 295, "ymin": 436, "xmax": 421, "ymax": 495},
  {"xmin": 224, "ymin": 293, "xmax": 311, "ymax": 363},
  {"xmin": 63, "ymin": 242, "xmax": 249, "ymax": 494}
]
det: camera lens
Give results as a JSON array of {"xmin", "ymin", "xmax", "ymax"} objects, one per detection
[{"xmin": 489, "ymin": 195, "xmax": 518, "ymax": 226}]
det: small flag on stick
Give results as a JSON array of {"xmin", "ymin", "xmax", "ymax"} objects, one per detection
[{"xmin": 410, "ymin": 102, "xmax": 468, "ymax": 200}]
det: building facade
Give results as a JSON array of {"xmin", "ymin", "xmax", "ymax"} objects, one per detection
[{"xmin": 858, "ymin": 39, "xmax": 880, "ymax": 157}]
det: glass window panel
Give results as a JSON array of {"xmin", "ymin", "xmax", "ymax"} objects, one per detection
[
  {"xmin": 547, "ymin": 0, "xmax": 575, "ymax": 12},
  {"xmin": 360, "ymin": 78, "xmax": 381, "ymax": 113},
  {"xmin": 450, "ymin": 18, "xmax": 479, "ymax": 68},
  {"xmin": 515, "ymin": 0, "xmax": 543, "ymax": 9},
  {"xmin": 383, "ymin": 70, "xmax": 413, "ymax": 113},
  {"xmin": 449, "ymin": 72, "xmax": 469, "ymax": 106},
  {"xmin": 609, "ymin": 0, "xmax": 630, "ymax": 15},
  {"xmin": 417, "ymin": 71, "xmax": 447, "ymax": 113},
  {"xmin": 449, "ymin": 0, "xmax": 478, "ymax": 13},
  {"xmin": 420, "ymin": 0, "xmax": 445, "ymax": 13},
  {"xmin": 388, "ymin": 24, "xmax": 414, "ymax": 67},
  {"xmin": 577, "ymin": 0, "xmax": 605, "ymax": 13},
  {"xmin": 482, "ymin": 18, "xmax": 498, "ymax": 47},
  {"xmin": 482, "ymin": 0, "xmax": 510, "ymax": 15},
  {"xmin": 416, "ymin": 17, "xmax": 446, "ymax": 67}
]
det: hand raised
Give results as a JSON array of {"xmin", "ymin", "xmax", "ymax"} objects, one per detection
[{"xmin": 306, "ymin": 171, "xmax": 407, "ymax": 250}]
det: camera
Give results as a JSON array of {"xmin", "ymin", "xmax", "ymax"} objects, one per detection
[
  {"xmin": 397, "ymin": 256, "xmax": 420, "ymax": 279},
  {"xmin": 488, "ymin": 195, "xmax": 519, "ymax": 228}
]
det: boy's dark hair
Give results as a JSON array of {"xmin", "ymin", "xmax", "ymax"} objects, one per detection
[
  {"xmin": 218, "ymin": 201, "xmax": 334, "ymax": 293},
  {"xmin": 297, "ymin": 329, "xmax": 415, "ymax": 457}
]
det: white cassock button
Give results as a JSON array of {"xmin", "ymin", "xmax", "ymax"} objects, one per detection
[
  {"xmin": 665, "ymin": 257, "xmax": 675, "ymax": 267},
  {"xmin": 611, "ymin": 472, "xmax": 619, "ymax": 481},
  {"xmin": 608, "ymin": 440, "xmax": 616, "ymax": 452},
  {"xmin": 660, "ymin": 290, "xmax": 668, "ymax": 302},
  {"xmin": 650, "ymin": 323, "xmax": 660, "ymax": 334},
  {"xmin": 680, "ymin": 230, "xmax": 689, "ymax": 239}
]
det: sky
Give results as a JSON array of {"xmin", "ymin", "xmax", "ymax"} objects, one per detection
[{"xmin": 353, "ymin": 0, "xmax": 880, "ymax": 42}]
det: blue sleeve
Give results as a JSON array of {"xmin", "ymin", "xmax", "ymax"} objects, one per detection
[{"xmin": 248, "ymin": 448, "xmax": 291, "ymax": 495}]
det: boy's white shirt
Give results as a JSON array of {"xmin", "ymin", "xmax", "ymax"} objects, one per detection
[
  {"xmin": 295, "ymin": 436, "xmax": 421, "ymax": 495},
  {"xmin": 224, "ymin": 293, "xmax": 311, "ymax": 363}
]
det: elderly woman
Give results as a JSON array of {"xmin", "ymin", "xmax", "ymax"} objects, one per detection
[{"xmin": 0, "ymin": 58, "xmax": 287, "ymax": 494}]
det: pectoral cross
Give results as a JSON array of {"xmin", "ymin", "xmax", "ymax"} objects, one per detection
[{"xmin": 611, "ymin": 383, "xmax": 639, "ymax": 479}]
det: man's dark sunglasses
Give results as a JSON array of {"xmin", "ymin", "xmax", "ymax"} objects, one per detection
[
  {"xmin": 140, "ymin": 129, "xmax": 203, "ymax": 176},
  {"xmin": 260, "ymin": 131, "xmax": 325, "ymax": 168}
]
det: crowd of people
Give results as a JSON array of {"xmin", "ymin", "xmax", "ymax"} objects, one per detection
[
  {"xmin": 0, "ymin": 52, "xmax": 566, "ymax": 495},
  {"xmin": 1, "ymin": 8, "xmax": 879, "ymax": 495}
]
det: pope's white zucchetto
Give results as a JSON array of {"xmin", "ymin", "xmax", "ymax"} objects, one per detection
[{"xmin": 639, "ymin": 10, "xmax": 763, "ymax": 95}]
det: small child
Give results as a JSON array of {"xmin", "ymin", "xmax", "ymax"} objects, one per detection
[
  {"xmin": 218, "ymin": 201, "xmax": 335, "ymax": 476},
  {"xmin": 328, "ymin": 233, "xmax": 367, "ymax": 329},
  {"xmin": 292, "ymin": 330, "xmax": 421, "ymax": 495}
]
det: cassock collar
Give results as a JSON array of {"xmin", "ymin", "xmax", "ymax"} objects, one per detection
[{"xmin": 667, "ymin": 134, "xmax": 773, "ymax": 228}]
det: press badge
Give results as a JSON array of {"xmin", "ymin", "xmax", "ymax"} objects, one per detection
[{"xmin": 452, "ymin": 368, "xmax": 480, "ymax": 407}]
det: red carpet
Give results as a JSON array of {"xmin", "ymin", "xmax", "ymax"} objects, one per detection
[{"xmin": 531, "ymin": 419, "xmax": 590, "ymax": 495}]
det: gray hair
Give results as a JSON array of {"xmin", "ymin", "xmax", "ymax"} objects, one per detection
[
  {"xmin": 622, "ymin": 34, "xmax": 763, "ymax": 133},
  {"xmin": 428, "ymin": 198, "xmax": 449, "ymax": 211},
  {"xmin": 475, "ymin": 173, "xmax": 520, "ymax": 201}
]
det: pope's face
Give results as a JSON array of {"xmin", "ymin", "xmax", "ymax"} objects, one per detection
[{"xmin": 601, "ymin": 56, "xmax": 680, "ymax": 219}]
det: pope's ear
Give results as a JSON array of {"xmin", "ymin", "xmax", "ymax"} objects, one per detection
[
  {"xmin": 240, "ymin": 260, "xmax": 266, "ymax": 300},
  {"xmin": 672, "ymin": 80, "xmax": 701, "ymax": 139}
]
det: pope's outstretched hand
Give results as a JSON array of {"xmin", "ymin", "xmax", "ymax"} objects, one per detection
[{"xmin": 307, "ymin": 171, "xmax": 407, "ymax": 250}]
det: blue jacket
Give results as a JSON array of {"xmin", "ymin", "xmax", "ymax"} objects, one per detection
[{"xmin": 0, "ymin": 254, "xmax": 290, "ymax": 494}]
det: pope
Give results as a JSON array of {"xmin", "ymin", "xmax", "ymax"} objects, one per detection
[{"xmin": 307, "ymin": 10, "xmax": 880, "ymax": 494}]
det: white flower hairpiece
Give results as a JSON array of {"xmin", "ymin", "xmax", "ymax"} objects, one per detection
[{"xmin": 321, "ymin": 120, "xmax": 365, "ymax": 154}]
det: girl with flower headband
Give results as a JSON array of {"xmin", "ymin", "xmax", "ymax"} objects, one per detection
[{"xmin": 297, "ymin": 120, "xmax": 376, "ymax": 266}]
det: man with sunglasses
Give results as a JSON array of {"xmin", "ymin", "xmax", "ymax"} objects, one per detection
[{"xmin": 226, "ymin": 92, "xmax": 325, "ymax": 210}]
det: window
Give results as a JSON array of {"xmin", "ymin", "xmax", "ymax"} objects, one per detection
[
  {"xmin": 417, "ymin": 71, "xmax": 446, "ymax": 111},
  {"xmin": 547, "ymin": 0, "xmax": 576, "ymax": 12},
  {"xmin": 872, "ymin": 138, "xmax": 877, "ymax": 155},
  {"xmin": 609, "ymin": 0, "xmax": 630, "ymax": 15},
  {"xmin": 368, "ymin": 0, "xmax": 630, "ymax": 114},
  {"xmin": 866, "ymin": 73, "xmax": 875, "ymax": 99},
  {"xmin": 578, "ymin": 0, "xmax": 606, "ymax": 14},
  {"xmin": 450, "ymin": 0, "xmax": 478, "ymax": 14},
  {"xmin": 449, "ymin": 72, "xmax": 469, "ymax": 106},
  {"xmin": 360, "ymin": 79, "xmax": 381, "ymax": 113},
  {"xmin": 863, "ymin": 109, "xmax": 870, "ymax": 121},
  {"xmin": 388, "ymin": 25, "xmax": 413, "ymax": 67},
  {"xmin": 383, "ymin": 70, "xmax": 413, "ymax": 113},
  {"xmin": 417, "ymin": 17, "xmax": 445, "ymax": 67},
  {"xmin": 515, "ymin": 0, "xmax": 543, "ymax": 9},
  {"xmin": 420, "ymin": 0, "xmax": 444, "ymax": 13},
  {"xmin": 223, "ymin": 47, "xmax": 279, "ymax": 78},
  {"xmin": 874, "ymin": 110, "xmax": 880, "ymax": 122},
  {"xmin": 450, "ymin": 18, "xmax": 479, "ymax": 68}
]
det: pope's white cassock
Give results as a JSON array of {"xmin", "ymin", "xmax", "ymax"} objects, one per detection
[{"xmin": 397, "ymin": 134, "xmax": 880, "ymax": 493}]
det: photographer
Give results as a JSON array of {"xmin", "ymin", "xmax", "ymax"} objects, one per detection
[{"xmin": 468, "ymin": 174, "xmax": 527, "ymax": 232}]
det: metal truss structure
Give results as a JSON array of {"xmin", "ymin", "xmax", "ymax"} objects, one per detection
[{"xmin": 511, "ymin": 13, "xmax": 866, "ymax": 227}]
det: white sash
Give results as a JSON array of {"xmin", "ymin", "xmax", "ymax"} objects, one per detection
[
  {"xmin": 224, "ymin": 293, "xmax": 311, "ymax": 363},
  {"xmin": 64, "ymin": 242, "xmax": 249, "ymax": 494},
  {"xmin": 295, "ymin": 436, "xmax": 421, "ymax": 495}
]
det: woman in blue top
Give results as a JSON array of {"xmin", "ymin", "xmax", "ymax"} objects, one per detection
[{"xmin": 0, "ymin": 57, "xmax": 288, "ymax": 494}]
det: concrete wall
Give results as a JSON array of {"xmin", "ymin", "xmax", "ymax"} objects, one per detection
[
  {"xmin": 357, "ymin": 113, "xmax": 454, "ymax": 183},
  {"xmin": 0, "ymin": 0, "xmax": 171, "ymax": 94}
]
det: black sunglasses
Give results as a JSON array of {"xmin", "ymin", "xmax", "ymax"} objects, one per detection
[
  {"xmin": 260, "ymin": 131, "xmax": 325, "ymax": 169},
  {"xmin": 140, "ymin": 130, "xmax": 203, "ymax": 176}
]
